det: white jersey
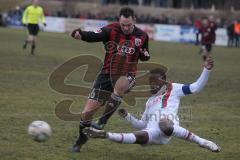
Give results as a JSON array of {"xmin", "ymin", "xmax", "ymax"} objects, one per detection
[{"xmin": 144, "ymin": 83, "xmax": 185, "ymax": 125}]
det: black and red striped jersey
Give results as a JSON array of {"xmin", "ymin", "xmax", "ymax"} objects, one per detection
[{"xmin": 79, "ymin": 22, "xmax": 150, "ymax": 76}]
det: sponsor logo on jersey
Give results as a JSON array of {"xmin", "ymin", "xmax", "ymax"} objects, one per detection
[{"xmin": 135, "ymin": 38, "xmax": 142, "ymax": 47}]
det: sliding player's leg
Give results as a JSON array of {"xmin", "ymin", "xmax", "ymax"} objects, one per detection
[
  {"xmin": 83, "ymin": 128, "xmax": 149, "ymax": 145},
  {"xmin": 159, "ymin": 118, "xmax": 220, "ymax": 152}
]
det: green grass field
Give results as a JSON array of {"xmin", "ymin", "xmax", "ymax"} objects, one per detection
[{"xmin": 0, "ymin": 27, "xmax": 240, "ymax": 160}]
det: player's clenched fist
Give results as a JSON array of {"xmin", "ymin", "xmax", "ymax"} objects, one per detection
[
  {"xmin": 203, "ymin": 56, "xmax": 214, "ymax": 70},
  {"xmin": 118, "ymin": 108, "xmax": 128, "ymax": 118},
  {"xmin": 140, "ymin": 48, "xmax": 150, "ymax": 57},
  {"xmin": 71, "ymin": 28, "xmax": 82, "ymax": 40}
]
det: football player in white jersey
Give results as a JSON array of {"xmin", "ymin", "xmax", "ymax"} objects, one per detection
[{"xmin": 83, "ymin": 56, "xmax": 220, "ymax": 152}]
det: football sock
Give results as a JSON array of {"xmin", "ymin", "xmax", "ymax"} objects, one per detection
[
  {"xmin": 76, "ymin": 120, "xmax": 90, "ymax": 145},
  {"xmin": 98, "ymin": 93, "xmax": 122, "ymax": 125},
  {"xmin": 31, "ymin": 44, "xmax": 36, "ymax": 55},
  {"xmin": 107, "ymin": 132, "xmax": 136, "ymax": 144},
  {"xmin": 172, "ymin": 125, "xmax": 205, "ymax": 145}
]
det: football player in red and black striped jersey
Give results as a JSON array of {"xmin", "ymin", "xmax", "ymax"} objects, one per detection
[
  {"xmin": 71, "ymin": 7, "xmax": 150, "ymax": 152},
  {"xmin": 199, "ymin": 17, "xmax": 217, "ymax": 60}
]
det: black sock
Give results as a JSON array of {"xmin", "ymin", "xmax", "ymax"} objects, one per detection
[
  {"xmin": 31, "ymin": 44, "xmax": 36, "ymax": 54},
  {"xmin": 99, "ymin": 93, "xmax": 122, "ymax": 125},
  {"xmin": 76, "ymin": 120, "xmax": 90, "ymax": 145}
]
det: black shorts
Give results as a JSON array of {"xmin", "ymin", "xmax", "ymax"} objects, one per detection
[
  {"xmin": 27, "ymin": 24, "xmax": 39, "ymax": 36},
  {"xmin": 88, "ymin": 74, "xmax": 135, "ymax": 103}
]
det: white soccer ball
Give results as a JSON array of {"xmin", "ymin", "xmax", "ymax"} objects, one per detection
[{"xmin": 28, "ymin": 120, "xmax": 52, "ymax": 142}]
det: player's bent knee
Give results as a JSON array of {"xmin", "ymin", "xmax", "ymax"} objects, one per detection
[
  {"xmin": 134, "ymin": 131, "xmax": 149, "ymax": 144},
  {"xmin": 159, "ymin": 118, "xmax": 174, "ymax": 136}
]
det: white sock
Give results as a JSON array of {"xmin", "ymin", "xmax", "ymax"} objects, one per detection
[
  {"xmin": 107, "ymin": 132, "xmax": 136, "ymax": 144},
  {"xmin": 172, "ymin": 125, "xmax": 205, "ymax": 145}
]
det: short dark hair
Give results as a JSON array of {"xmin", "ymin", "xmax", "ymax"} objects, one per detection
[
  {"xmin": 150, "ymin": 68, "xmax": 167, "ymax": 80},
  {"xmin": 119, "ymin": 7, "xmax": 135, "ymax": 18}
]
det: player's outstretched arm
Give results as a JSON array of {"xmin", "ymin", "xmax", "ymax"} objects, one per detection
[
  {"xmin": 71, "ymin": 28, "xmax": 109, "ymax": 42},
  {"xmin": 118, "ymin": 109, "xmax": 147, "ymax": 129},
  {"xmin": 184, "ymin": 56, "xmax": 214, "ymax": 95}
]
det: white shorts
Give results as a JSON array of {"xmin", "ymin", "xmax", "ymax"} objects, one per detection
[
  {"xmin": 142, "ymin": 122, "xmax": 171, "ymax": 145},
  {"xmin": 142, "ymin": 112, "xmax": 179, "ymax": 145}
]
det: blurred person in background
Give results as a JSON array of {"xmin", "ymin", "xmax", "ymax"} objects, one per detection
[
  {"xmin": 234, "ymin": 20, "xmax": 240, "ymax": 47},
  {"xmin": 199, "ymin": 17, "xmax": 217, "ymax": 60},
  {"xmin": 194, "ymin": 18, "xmax": 202, "ymax": 45},
  {"xmin": 208, "ymin": 15, "xmax": 217, "ymax": 45},
  {"xmin": 227, "ymin": 21, "xmax": 235, "ymax": 48},
  {"xmin": 22, "ymin": 0, "xmax": 46, "ymax": 55}
]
